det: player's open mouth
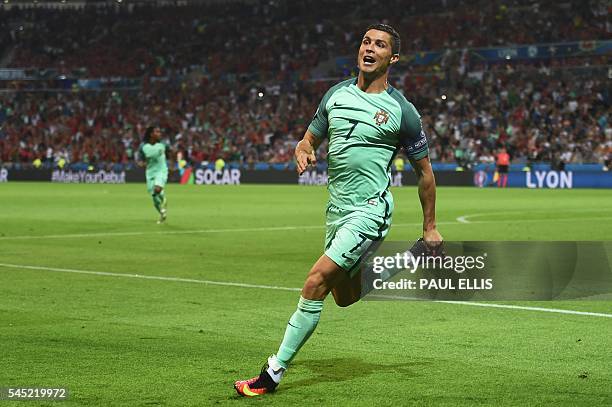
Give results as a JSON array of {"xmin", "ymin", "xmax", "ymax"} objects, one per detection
[{"xmin": 363, "ymin": 55, "xmax": 376, "ymax": 66}]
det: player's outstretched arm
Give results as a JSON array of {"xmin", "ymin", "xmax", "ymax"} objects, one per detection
[
  {"xmin": 410, "ymin": 156, "xmax": 443, "ymax": 243},
  {"xmin": 295, "ymin": 130, "xmax": 321, "ymax": 175}
]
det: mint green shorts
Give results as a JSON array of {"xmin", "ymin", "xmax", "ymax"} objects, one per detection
[
  {"xmin": 146, "ymin": 172, "xmax": 168, "ymax": 195},
  {"xmin": 324, "ymin": 204, "xmax": 391, "ymax": 277}
]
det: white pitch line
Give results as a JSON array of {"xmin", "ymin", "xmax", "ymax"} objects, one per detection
[
  {"xmin": 0, "ymin": 221, "xmax": 447, "ymax": 241},
  {"xmin": 1, "ymin": 216, "xmax": 610, "ymax": 241},
  {"xmin": 456, "ymin": 215, "xmax": 475, "ymax": 224},
  {"xmin": 0, "ymin": 225, "xmax": 326, "ymax": 240},
  {"xmin": 456, "ymin": 208, "xmax": 612, "ymax": 224},
  {"xmin": 438, "ymin": 301, "xmax": 612, "ymax": 318},
  {"xmin": 455, "ymin": 212, "xmax": 508, "ymax": 224},
  {"xmin": 457, "ymin": 215, "xmax": 612, "ymax": 225},
  {"xmin": 1, "ymin": 262, "xmax": 611, "ymax": 319},
  {"xmin": 0, "ymin": 262, "xmax": 301, "ymax": 292}
]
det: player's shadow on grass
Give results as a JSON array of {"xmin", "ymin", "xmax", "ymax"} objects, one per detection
[{"xmin": 283, "ymin": 357, "xmax": 430, "ymax": 389}]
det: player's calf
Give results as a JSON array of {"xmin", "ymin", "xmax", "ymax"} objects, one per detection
[{"xmin": 331, "ymin": 271, "xmax": 362, "ymax": 307}]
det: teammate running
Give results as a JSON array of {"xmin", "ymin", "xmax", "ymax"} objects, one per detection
[{"xmin": 139, "ymin": 126, "xmax": 169, "ymax": 224}]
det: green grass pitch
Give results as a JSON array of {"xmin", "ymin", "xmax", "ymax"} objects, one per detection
[{"xmin": 1, "ymin": 182, "xmax": 611, "ymax": 406}]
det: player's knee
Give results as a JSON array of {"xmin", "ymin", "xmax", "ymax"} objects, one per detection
[
  {"xmin": 154, "ymin": 186, "xmax": 162, "ymax": 194},
  {"xmin": 303, "ymin": 272, "xmax": 326, "ymax": 295},
  {"xmin": 302, "ymin": 267, "xmax": 333, "ymax": 298}
]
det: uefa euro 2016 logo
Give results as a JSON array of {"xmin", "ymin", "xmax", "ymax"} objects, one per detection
[{"xmin": 474, "ymin": 170, "xmax": 488, "ymax": 187}]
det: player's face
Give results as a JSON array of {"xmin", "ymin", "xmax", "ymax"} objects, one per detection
[
  {"xmin": 151, "ymin": 128, "xmax": 162, "ymax": 142},
  {"xmin": 357, "ymin": 29, "xmax": 399, "ymax": 76}
]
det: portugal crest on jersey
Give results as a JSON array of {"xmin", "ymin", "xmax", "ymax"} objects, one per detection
[{"xmin": 373, "ymin": 109, "xmax": 389, "ymax": 126}]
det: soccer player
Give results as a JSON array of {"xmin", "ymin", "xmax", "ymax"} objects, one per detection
[
  {"xmin": 234, "ymin": 23, "xmax": 442, "ymax": 396},
  {"xmin": 138, "ymin": 126, "xmax": 169, "ymax": 223}
]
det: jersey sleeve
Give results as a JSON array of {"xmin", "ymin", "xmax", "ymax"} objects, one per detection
[
  {"xmin": 307, "ymin": 79, "xmax": 354, "ymax": 139},
  {"xmin": 138, "ymin": 143, "xmax": 145, "ymax": 160},
  {"xmin": 307, "ymin": 89, "xmax": 333, "ymax": 139},
  {"xmin": 399, "ymin": 101, "xmax": 429, "ymax": 160},
  {"xmin": 141, "ymin": 144, "xmax": 154, "ymax": 159}
]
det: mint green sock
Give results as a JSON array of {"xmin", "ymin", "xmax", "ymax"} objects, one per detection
[
  {"xmin": 152, "ymin": 194, "xmax": 162, "ymax": 213},
  {"xmin": 276, "ymin": 296, "xmax": 323, "ymax": 369},
  {"xmin": 159, "ymin": 190, "xmax": 167, "ymax": 210}
]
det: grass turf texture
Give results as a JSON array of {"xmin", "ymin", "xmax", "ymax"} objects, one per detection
[{"xmin": 0, "ymin": 183, "xmax": 611, "ymax": 406}]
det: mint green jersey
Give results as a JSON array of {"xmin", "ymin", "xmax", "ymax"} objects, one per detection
[
  {"xmin": 308, "ymin": 78, "xmax": 428, "ymax": 218},
  {"xmin": 140, "ymin": 142, "xmax": 168, "ymax": 176}
]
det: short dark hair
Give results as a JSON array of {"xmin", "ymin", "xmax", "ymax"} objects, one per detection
[
  {"xmin": 144, "ymin": 126, "xmax": 156, "ymax": 143},
  {"xmin": 366, "ymin": 23, "xmax": 401, "ymax": 55}
]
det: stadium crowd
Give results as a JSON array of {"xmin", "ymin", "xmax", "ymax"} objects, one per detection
[
  {"xmin": 1, "ymin": 64, "xmax": 609, "ymax": 169},
  {"xmin": 415, "ymin": 66, "xmax": 610, "ymax": 168},
  {"xmin": 1, "ymin": 0, "xmax": 609, "ymax": 78},
  {"xmin": 0, "ymin": 0, "xmax": 609, "ymax": 169}
]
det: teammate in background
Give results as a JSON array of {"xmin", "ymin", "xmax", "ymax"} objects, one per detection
[
  {"xmin": 496, "ymin": 147, "xmax": 510, "ymax": 187},
  {"xmin": 234, "ymin": 23, "xmax": 442, "ymax": 397},
  {"xmin": 138, "ymin": 126, "xmax": 169, "ymax": 223}
]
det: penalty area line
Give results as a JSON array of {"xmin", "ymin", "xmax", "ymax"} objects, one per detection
[
  {"xmin": 1, "ymin": 262, "xmax": 611, "ymax": 319},
  {"xmin": 0, "ymin": 262, "xmax": 300, "ymax": 292},
  {"xmin": 438, "ymin": 300, "xmax": 612, "ymax": 318}
]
